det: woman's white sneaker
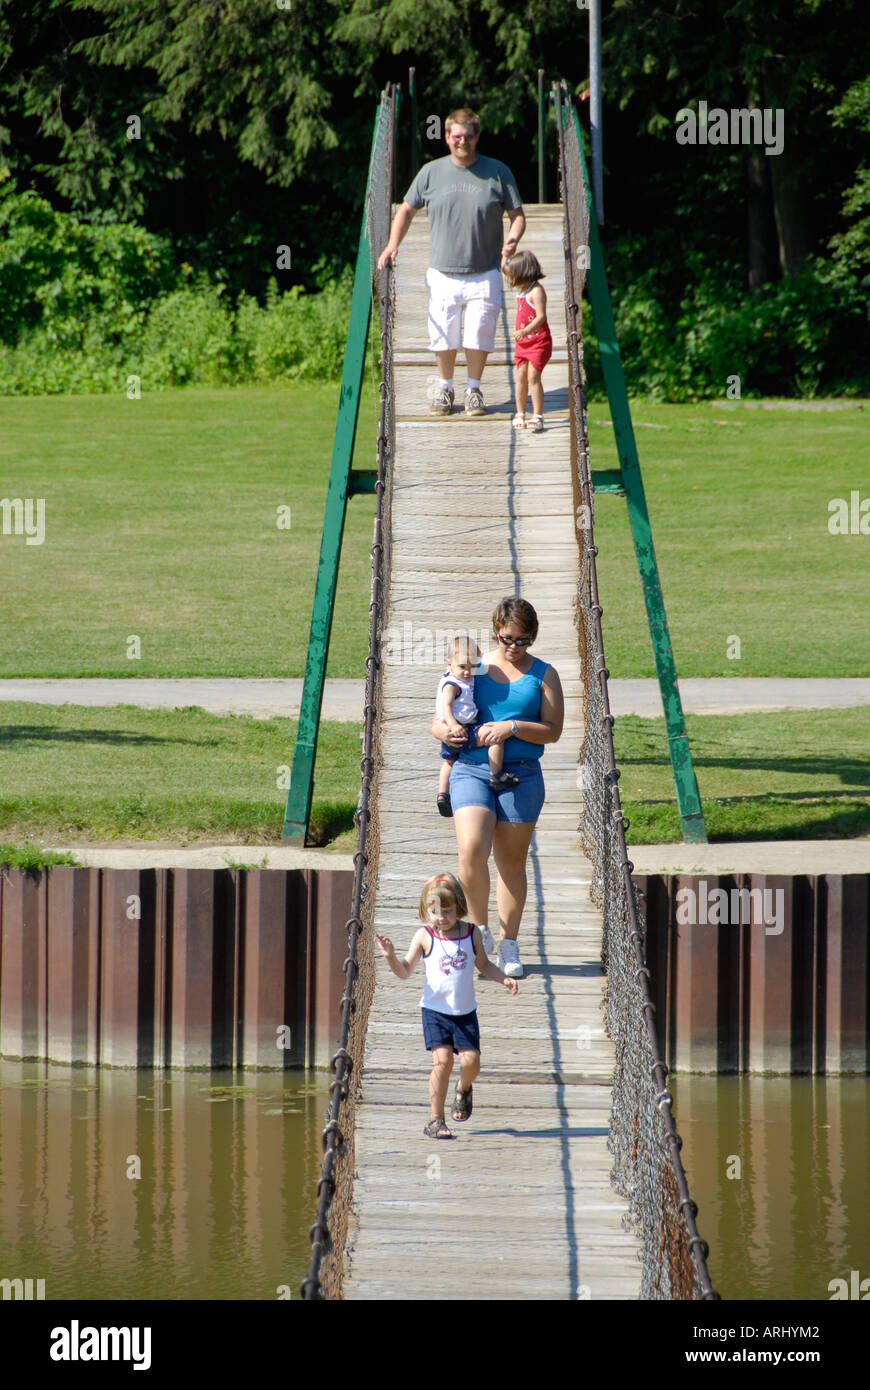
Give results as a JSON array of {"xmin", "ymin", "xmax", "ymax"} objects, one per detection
[
  {"xmin": 497, "ymin": 939, "xmax": 524, "ymax": 978},
  {"xmin": 477, "ymin": 925, "xmax": 495, "ymax": 955}
]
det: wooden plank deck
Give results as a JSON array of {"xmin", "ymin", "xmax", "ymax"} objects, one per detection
[{"xmin": 343, "ymin": 206, "xmax": 642, "ymax": 1299}]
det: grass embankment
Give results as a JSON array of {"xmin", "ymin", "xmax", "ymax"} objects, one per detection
[
  {"xmin": 0, "ymin": 846, "xmax": 78, "ymax": 870},
  {"xmin": 2, "ymin": 703, "xmax": 868, "ymax": 849},
  {"xmin": 1, "ymin": 390, "xmax": 868, "ymax": 679},
  {"xmin": 0, "ymin": 705, "xmax": 361, "ymax": 851},
  {"xmin": 615, "ymin": 708, "xmax": 870, "ymax": 843},
  {"xmin": 1, "ymin": 382, "xmax": 377, "ymax": 678},
  {"xmin": 2, "ymin": 387, "xmax": 869, "ymax": 847}
]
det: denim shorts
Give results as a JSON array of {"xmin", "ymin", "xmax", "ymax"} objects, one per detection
[
  {"xmin": 422, "ymin": 1006, "xmax": 481, "ymax": 1054},
  {"xmin": 449, "ymin": 758, "xmax": 545, "ymax": 824}
]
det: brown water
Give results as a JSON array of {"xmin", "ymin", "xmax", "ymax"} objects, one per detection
[
  {"xmin": 0, "ymin": 1060, "xmax": 330, "ymax": 1301},
  {"xmin": 2, "ymin": 1061, "xmax": 866, "ymax": 1302},
  {"xmin": 671, "ymin": 1075, "xmax": 870, "ymax": 1301}
]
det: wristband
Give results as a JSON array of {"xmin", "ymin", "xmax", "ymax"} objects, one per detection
[{"xmin": 510, "ymin": 719, "xmax": 518, "ymax": 736}]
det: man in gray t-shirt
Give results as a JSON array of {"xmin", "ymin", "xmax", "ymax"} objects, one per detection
[{"xmin": 378, "ymin": 108, "xmax": 525, "ymax": 417}]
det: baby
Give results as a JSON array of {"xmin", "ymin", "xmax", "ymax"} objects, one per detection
[{"xmin": 435, "ymin": 634, "xmax": 518, "ymax": 818}]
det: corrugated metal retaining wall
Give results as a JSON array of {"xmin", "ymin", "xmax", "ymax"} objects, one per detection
[
  {"xmin": 637, "ymin": 873, "xmax": 870, "ymax": 1075},
  {"xmin": 4, "ymin": 866, "xmax": 867, "ymax": 1075},
  {"xmin": 0, "ymin": 867, "xmax": 353, "ymax": 1069}
]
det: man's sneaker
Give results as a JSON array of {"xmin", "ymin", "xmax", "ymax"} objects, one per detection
[
  {"xmin": 477, "ymin": 925, "xmax": 494, "ymax": 955},
  {"xmin": 429, "ymin": 386, "xmax": 454, "ymax": 416},
  {"xmin": 464, "ymin": 387, "xmax": 486, "ymax": 416},
  {"xmin": 497, "ymin": 938, "xmax": 524, "ymax": 978}
]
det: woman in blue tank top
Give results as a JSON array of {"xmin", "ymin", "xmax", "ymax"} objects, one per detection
[{"xmin": 431, "ymin": 597, "xmax": 564, "ymax": 979}]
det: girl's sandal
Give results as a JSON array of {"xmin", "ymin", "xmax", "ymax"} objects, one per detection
[
  {"xmin": 423, "ymin": 1116, "xmax": 454, "ymax": 1139},
  {"xmin": 511, "ymin": 413, "xmax": 526, "ymax": 430},
  {"xmin": 527, "ymin": 414, "xmax": 544, "ymax": 433},
  {"xmin": 451, "ymin": 1084, "xmax": 473, "ymax": 1122}
]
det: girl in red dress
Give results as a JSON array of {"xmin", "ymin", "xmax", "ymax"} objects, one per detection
[{"xmin": 502, "ymin": 250, "xmax": 553, "ymax": 432}]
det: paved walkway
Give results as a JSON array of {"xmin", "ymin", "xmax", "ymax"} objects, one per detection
[
  {"xmin": 40, "ymin": 840, "xmax": 869, "ymax": 873},
  {"xmin": 629, "ymin": 840, "xmax": 870, "ymax": 874},
  {"xmin": 41, "ymin": 845, "xmax": 355, "ymax": 870},
  {"xmin": 2, "ymin": 676, "xmax": 869, "ymax": 719},
  {"xmin": 608, "ymin": 677, "xmax": 870, "ymax": 716},
  {"xmin": 0, "ymin": 677, "xmax": 365, "ymax": 721}
]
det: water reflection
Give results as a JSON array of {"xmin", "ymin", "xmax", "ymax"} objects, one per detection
[
  {"xmin": 0, "ymin": 1060, "xmax": 329, "ymax": 1300},
  {"xmin": 4, "ymin": 1064, "xmax": 864, "ymax": 1301},
  {"xmin": 672, "ymin": 1076, "xmax": 870, "ymax": 1301}
]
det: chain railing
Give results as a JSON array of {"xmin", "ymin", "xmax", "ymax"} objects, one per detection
[
  {"xmin": 301, "ymin": 84, "xmax": 397, "ymax": 1301},
  {"xmin": 554, "ymin": 82, "xmax": 718, "ymax": 1300}
]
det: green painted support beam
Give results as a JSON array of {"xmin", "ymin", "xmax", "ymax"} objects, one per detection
[
  {"xmin": 591, "ymin": 468, "xmax": 625, "ymax": 493},
  {"xmin": 571, "ymin": 107, "xmax": 707, "ymax": 843},
  {"xmin": 349, "ymin": 470, "xmax": 378, "ymax": 494},
  {"xmin": 282, "ymin": 223, "xmax": 374, "ymax": 841}
]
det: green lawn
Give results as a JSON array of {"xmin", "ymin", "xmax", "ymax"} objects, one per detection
[
  {"xmin": 587, "ymin": 400, "xmax": 870, "ymax": 677},
  {"xmin": 3, "ymin": 385, "xmax": 868, "ymax": 846},
  {"xmin": 1, "ymin": 702, "xmax": 867, "ymax": 851},
  {"xmin": 1, "ymin": 382, "xmax": 377, "ymax": 677},
  {"xmin": 616, "ymin": 707, "xmax": 870, "ymax": 843},
  {"xmin": 0, "ymin": 704, "xmax": 360, "ymax": 850},
  {"xmin": 1, "ymin": 386, "xmax": 867, "ymax": 678}
]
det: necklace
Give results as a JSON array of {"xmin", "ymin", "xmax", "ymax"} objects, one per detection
[{"xmin": 434, "ymin": 924, "xmax": 468, "ymax": 975}]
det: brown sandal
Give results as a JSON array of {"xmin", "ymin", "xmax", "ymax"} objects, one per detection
[
  {"xmin": 451, "ymin": 1084, "xmax": 473, "ymax": 1121},
  {"xmin": 489, "ymin": 771, "xmax": 520, "ymax": 791},
  {"xmin": 423, "ymin": 1116, "xmax": 454, "ymax": 1139}
]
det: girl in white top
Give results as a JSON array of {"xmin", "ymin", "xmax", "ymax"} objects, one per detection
[{"xmin": 376, "ymin": 873, "xmax": 517, "ymax": 1139}]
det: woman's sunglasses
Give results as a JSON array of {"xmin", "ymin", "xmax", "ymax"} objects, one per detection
[{"xmin": 497, "ymin": 633, "xmax": 532, "ymax": 647}]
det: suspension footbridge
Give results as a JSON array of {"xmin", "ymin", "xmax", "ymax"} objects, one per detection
[{"xmin": 302, "ymin": 85, "xmax": 717, "ymax": 1302}]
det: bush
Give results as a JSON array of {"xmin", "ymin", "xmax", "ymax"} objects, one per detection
[
  {"xmin": 236, "ymin": 270, "xmax": 353, "ymax": 382},
  {"xmin": 0, "ymin": 167, "xmax": 354, "ymax": 394},
  {"xmin": 139, "ymin": 279, "xmax": 238, "ymax": 387},
  {"xmin": 583, "ymin": 233, "xmax": 870, "ymax": 401},
  {"xmin": 0, "ymin": 169, "xmax": 177, "ymax": 352},
  {"xmin": 4, "ymin": 160, "xmax": 864, "ymax": 400}
]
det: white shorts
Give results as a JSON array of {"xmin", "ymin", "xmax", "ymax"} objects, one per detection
[{"xmin": 426, "ymin": 267, "xmax": 503, "ymax": 353}]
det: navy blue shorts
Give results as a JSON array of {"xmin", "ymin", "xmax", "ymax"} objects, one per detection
[
  {"xmin": 440, "ymin": 722, "xmax": 480, "ymax": 761},
  {"xmin": 421, "ymin": 1007, "xmax": 481, "ymax": 1055}
]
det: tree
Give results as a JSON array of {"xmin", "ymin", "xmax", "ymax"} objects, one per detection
[
  {"xmin": 601, "ymin": 0, "xmax": 869, "ymax": 286},
  {"xmin": 0, "ymin": 0, "xmax": 370, "ymax": 291},
  {"xmin": 1, "ymin": 0, "xmax": 867, "ymax": 324},
  {"xmin": 828, "ymin": 75, "xmax": 870, "ymax": 295}
]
